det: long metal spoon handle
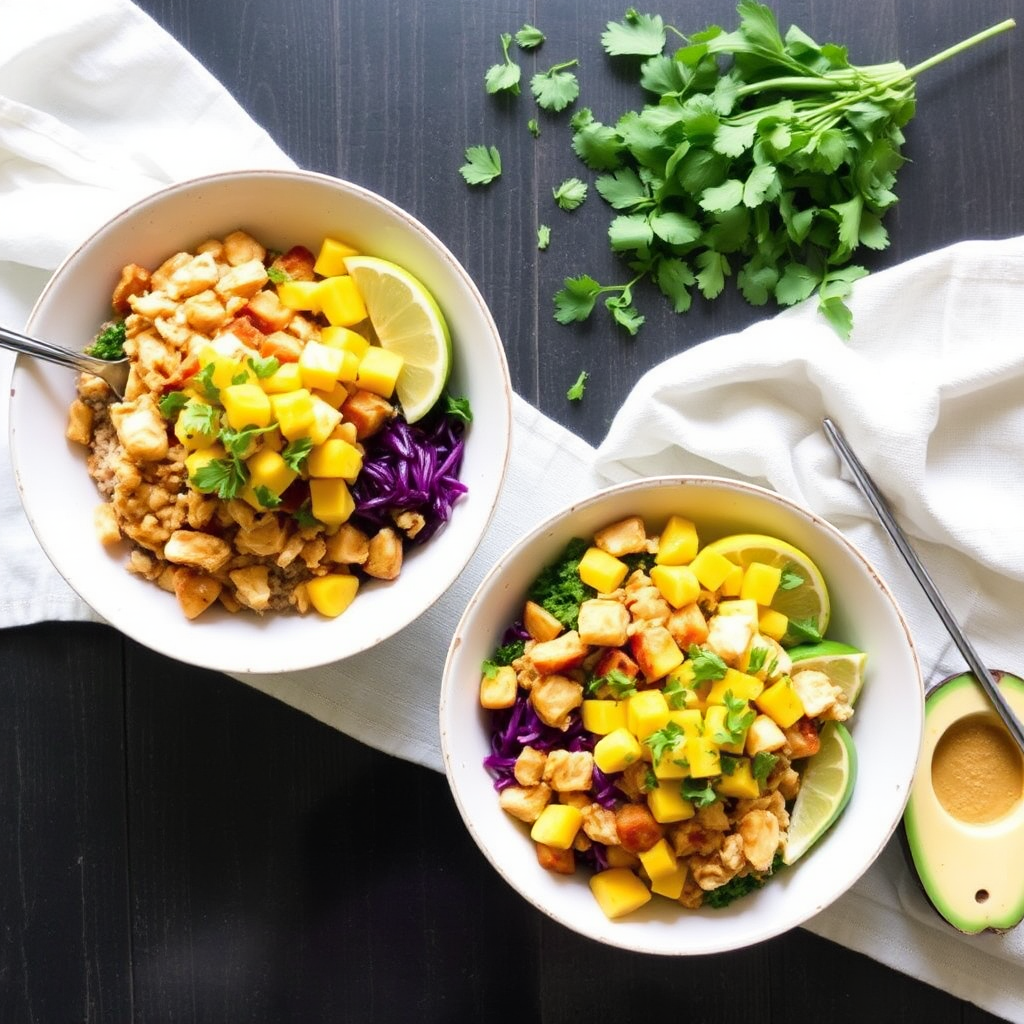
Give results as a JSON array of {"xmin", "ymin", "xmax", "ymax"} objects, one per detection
[
  {"xmin": 0, "ymin": 323, "xmax": 113, "ymax": 378},
  {"xmin": 822, "ymin": 417, "xmax": 1024, "ymax": 755}
]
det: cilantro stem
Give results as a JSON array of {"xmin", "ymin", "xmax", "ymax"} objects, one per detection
[{"xmin": 905, "ymin": 18, "xmax": 1015, "ymax": 78}]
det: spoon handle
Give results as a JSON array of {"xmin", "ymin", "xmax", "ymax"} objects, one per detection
[
  {"xmin": 0, "ymin": 323, "xmax": 111, "ymax": 376},
  {"xmin": 822, "ymin": 417, "xmax": 1024, "ymax": 755}
]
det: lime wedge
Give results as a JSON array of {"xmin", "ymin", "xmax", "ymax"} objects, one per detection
[
  {"xmin": 790, "ymin": 641, "xmax": 868, "ymax": 706},
  {"xmin": 702, "ymin": 533, "xmax": 830, "ymax": 644},
  {"xmin": 783, "ymin": 720, "xmax": 857, "ymax": 865},
  {"xmin": 343, "ymin": 255, "xmax": 452, "ymax": 423}
]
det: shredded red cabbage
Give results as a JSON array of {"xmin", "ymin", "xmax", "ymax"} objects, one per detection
[{"xmin": 351, "ymin": 408, "xmax": 467, "ymax": 543}]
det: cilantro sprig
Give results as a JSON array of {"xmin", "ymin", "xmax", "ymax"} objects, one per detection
[
  {"xmin": 460, "ymin": 145, "xmax": 502, "ymax": 186},
  {"xmin": 485, "ymin": 32, "xmax": 522, "ymax": 96}
]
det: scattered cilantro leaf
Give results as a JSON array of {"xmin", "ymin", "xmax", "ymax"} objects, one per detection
[
  {"xmin": 587, "ymin": 668, "xmax": 637, "ymax": 699},
  {"xmin": 220, "ymin": 423, "xmax": 274, "ymax": 459},
  {"xmin": 786, "ymin": 618, "xmax": 824, "ymax": 644},
  {"xmin": 537, "ymin": 224, "xmax": 551, "ymax": 250},
  {"xmin": 566, "ymin": 370, "xmax": 588, "ymax": 401},
  {"xmin": 662, "ymin": 671, "xmax": 695, "ymax": 710},
  {"xmin": 460, "ymin": 144, "xmax": 502, "ymax": 186},
  {"xmin": 553, "ymin": 177, "xmax": 588, "ymax": 211},
  {"xmin": 178, "ymin": 400, "xmax": 219, "ymax": 439},
  {"xmin": 527, "ymin": 117, "xmax": 540, "ymax": 137},
  {"xmin": 601, "ymin": 9, "xmax": 667, "ymax": 57},
  {"xmin": 194, "ymin": 362, "xmax": 219, "ymax": 402},
  {"xmin": 515, "ymin": 24, "xmax": 545, "ymax": 49},
  {"xmin": 687, "ymin": 645, "xmax": 728, "ymax": 683},
  {"xmin": 191, "ymin": 457, "xmax": 247, "ymax": 501},
  {"xmin": 681, "ymin": 777, "xmax": 718, "ymax": 809},
  {"xmin": 158, "ymin": 391, "xmax": 189, "ymax": 419},
  {"xmin": 779, "ymin": 567, "xmax": 804, "ymax": 591},
  {"xmin": 485, "ymin": 33, "xmax": 522, "ymax": 95},
  {"xmin": 252, "ymin": 485, "xmax": 282, "ymax": 509},
  {"xmin": 282, "ymin": 437, "xmax": 314, "ymax": 472},
  {"xmin": 292, "ymin": 499, "xmax": 320, "ymax": 530},
  {"xmin": 752, "ymin": 751, "xmax": 779, "ymax": 785},
  {"xmin": 444, "ymin": 395, "xmax": 473, "ymax": 423},
  {"xmin": 746, "ymin": 646, "xmax": 768, "ymax": 674},
  {"xmin": 266, "ymin": 266, "xmax": 291, "ymax": 284},
  {"xmin": 247, "ymin": 354, "xmax": 280, "ymax": 379},
  {"xmin": 530, "ymin": 59, "xmax": 580, "ymax": 111}
]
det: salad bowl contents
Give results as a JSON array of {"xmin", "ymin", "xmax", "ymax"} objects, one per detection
[
  {"xmin": 441, "ymin": 477, "xmax": 922, "ymax": 954},
  {"xmin": 10, "ymin": 170, "xmax": 512, "ymax": 673}
]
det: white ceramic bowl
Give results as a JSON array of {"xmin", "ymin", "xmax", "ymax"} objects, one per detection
[
  {"xmin": 440, "ymin": 476, "xmax": 922, "ymax": 954},
  {"xmin": 10, "ymin": 169, "xmax": 512, "ymax": 673}
]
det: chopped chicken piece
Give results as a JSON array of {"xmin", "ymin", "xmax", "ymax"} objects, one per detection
[
  {"xmin": 542, "ymin": 749, "xmax": 594, "ymax": 792},
  {"xmin": 529, "ymin": 674, "xmax": 583, "ymax": 730},
  {"xmin": 739, "ymin": 809, "xmax": 781, "ymax": 872},
  {"xmin": 498, "ymin": 783, "xmax": 551, "ymax": 823},
  {"xmin": 536, "ymin": 843, "xmax": 575, "ymax": 875},
  {"xmin": 581, "ymin": 803, "xmax": 619, "ymax": 846},
  {"xmin": 523, "ymin": 600, "xmax": 563, "ymax": 643},
  {"xmin": 109, "ymin": 395, "xmax": 169, "ymax": 463},
  {"xmin": 111, "ymin": 263, "xmax": 151, "ymax": 314},
  {"xmin": 529, "ymin": 630, "xmax": 589, "ymax": 674},
  {"xmin": 577, "ymin": 599, "xmax": 630, "ymax": 647},
  {"xmin": 172, "ymin": 569, "xmax": 223, "ymax": 620},
  {"xmin": 593, "ymin": 515, "xmax": 648, "ymax": 556},
  {"xmin": 229, "ymin": 565, "xmax": 271, "ymax": 612},
  {"xmin": 66, "ymin": 399, "xmax": 94, "ymax": 446},
  {"xmin": 364, "ymin": 527, "xmax": 403, "ymax": 580},
  {"xmin": 513, "ymin": 746, "xmax": 547, "ymax": 787},
  {"xmin": 705, "ymin": 613, "xmax": 754, "ymax": 667},
  {"xmin": 162, "ymin": 530, "xmax": 232, "ymax": 573}
]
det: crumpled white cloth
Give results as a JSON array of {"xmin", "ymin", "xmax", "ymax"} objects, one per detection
[{"xmin": 2, "ymin": 2, "xmax": 1023, "ymax": 1020}]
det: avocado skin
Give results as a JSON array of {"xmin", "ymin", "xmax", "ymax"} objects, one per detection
[{"xmin": 901, "ymin": 670, "xmax": 1024, "ymax": 935}]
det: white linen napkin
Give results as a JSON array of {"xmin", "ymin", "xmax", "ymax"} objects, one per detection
[{"xmin": 3, "ymin": 2, "xmax": 1023, "ymax": 1020}]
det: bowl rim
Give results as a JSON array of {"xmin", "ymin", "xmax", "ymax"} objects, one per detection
[
  {"xmin": 439, "ymin": 473, "xmax": 923, "ymax": 953},
  {"xmin": 10, "ymin": 168, "xmax": 513, "ymax": 673}
]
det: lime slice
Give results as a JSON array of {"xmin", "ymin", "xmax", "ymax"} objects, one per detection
[
  {"xmin": 702, "ymin": 533, "xmax": 830, "ymax": 644},
  {"xmin": 783, "ymin": 720, "xmax": 857, "ymax": 865},
  {"xmin": 343, "ymin": 255, "xmax": 452, "ymax": 423},
  {"xmin": 790, "ymin": 641, "xmax": 869, "ymax": 706}
]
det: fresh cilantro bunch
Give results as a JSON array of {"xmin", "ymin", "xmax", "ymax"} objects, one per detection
[{"xmin": 555, "ymin": 3, "xmax": 1015, "ymax": 338}]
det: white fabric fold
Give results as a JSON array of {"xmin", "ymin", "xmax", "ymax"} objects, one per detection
[{"xmin": 3, "ymin": 2, "xmax": 1024, "ymax": 1020}]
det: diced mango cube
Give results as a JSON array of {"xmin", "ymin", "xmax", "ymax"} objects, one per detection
[
  {"xmin": 197, "ymin": 348, "xmax": 250, "ymax": 391},
  {"xmin": 314, "ymin": 380, "xmax": 352, "ymax": 410},
  {"xmin": 625, "ymin": 689, "xmax": 670, "ymax": 741},
  {"xmin": 716, "ymin": 598, "xmax": 759, "ymax": 623},
  {"xmin": 307, "ymin": 438, "xmax": 363, "ymax": 481},
  {"xmin": 309, "ymin": 478, "xmax": 355, "ymax": 528},
  {"xmin": 314, "ymin": 237, "xmax": 360, "ymax": 277},
  {"xmin": 706, "ymin": 667, "xmax": 764, "ymax": 705},
  {"xmin": 581, "ymin": 699, "xmax": 627, "ymax": 736},
  {"xmin": 704, "ymin": 703, "xmax": 750, "ymax": 755},
  {"xmin": 260, "ymin": 361, "xmax": 304, "ymax": 394},
  {"xmin": 649, "ymin": 862, "xmax": 688, "ymax": 900},
  {"xmin": 758, "ymin": 608, "xmax": 789, "ymax": 642},
  {"xmin": 185, "ymin": 443, "xmax": 225, "ymax": 484},
  {"xmin": 221, "ymin": 382, "xmax": 273, "ymax": 430},
  {"xmin": 638, "ymin": 837, "xmax": 678, "ymax": 882},
  {"xmin": 308, "ymin": 396, "xmax": 344, "ymax": 446},
  {"xmin": 663, "ymin": 665, "xmax": 702, "ymax": 710},
  {"xmin": 479, "ymin": 665, "xmax": 517, "ymax": 710},
  {"xmin": 578, "ymin": 546, "xmax": 629, "ymax": 593},
  {"xmin": 716, "ymin": 757, "xmax": 761, "ymax": 799},
  {"xmin": 666, "ymin": 707, "xmax": 703, "ymax": 738},
  {"xmin": 649, "ymin": 564, "xmax": 701, "ymax": 609},
  {"xmin": 277, "ymin": 279, "xmax": 321, "ymax": 311},
  {"xmin": 685, "ymin": 734, "xmax": 721, "ymax": 778},
  {"xmin": 720, "ymin": 563, "xmax": 744, "ymax": 597},
  {"xmin": 321, "ymin": 325, "xmax": 371, "ymax": 358},
  {"xmin": 355, "ymin": 346, "xmax": 404, "ymax": 398},
  {"xmin": 530, "ymin": 804, "xmax": 583, "ymax": 850},
  {"xmin": 246, "ymin": 448, "xmax": 298, "ymax": 497},
  {"xmin": 648, "ymin": 784, "xmax": 696, "ymax": 824},
  {"xmin": 589, "ymin": 868, "xmax": 652, "ymax": 920},
  {"xmin": 689, "ymin": 547, "xmax": 737, "ymax": 591},
  {"xmin": 173, "ymin": 399, "xmax": 219, "ymax": 450},
  {"xmin": 593, "ymin": 727, "xmax": 643, "ymax": 774},
  {"xmin": 270, "ymin": 389, "xmax": 316, "ymax": 440},
  {"xmin": 755, "ymin": 678, "xmax": 805, "ymax": 728},
  {"xmin": 740, "ymin": 561, "xmax": 782, "ymax": 606},
  {"xmin": 656, "ymin": 515, "xmax": 699, "ymax": 565},
  {"xmin": 318, "ymin": 275, "xmax": 367, "ymax": 326},
  {"xmin": 305, "ymin": 573, "xmax": 360, "ymax": 618},
  {"xmin": 299, "ymin": 339, "xmax": 349, "ymax": 392},
  {"xmin": 650, "ymin": 741, "xmax": 689, "ymax": 780}
]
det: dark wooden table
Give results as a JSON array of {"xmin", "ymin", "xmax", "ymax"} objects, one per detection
[{"xmin": 3, "ymin": 0, "xmax": 1021, "ymax": 1020}]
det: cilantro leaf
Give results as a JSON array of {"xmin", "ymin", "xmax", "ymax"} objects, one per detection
[
  {"xmin": 194, "ymin": 362, "xmax": 220, "ymax": 402},
  {"xmin": 752, "ymin": 751, "xmax": 779, "ymax": 785},
  {"xmin": 292, "ymin": 499, "xmax": 321, "ymax": 530},
  {"xmin": 444, "ymin": 395, "xmax": 473, "ymax": 423},
  {"xmin": 460, "ymin": 145, "xmax": 502, "ymax": 186},
  {"xmin": 266, "ymin": 266, "xmax": 291, "ymax": 284},
  {"xmin": 566, "ymin": 370, "xmax": 588, "ymax": 401},
  {"xmin": 688, "ymin": 645, "xmax": 728, "ymax": 683},
  {"xmin": 530, "ymin": 60, "xmax": 580, "ymax": 112},
  {"xmin": 514, "ymin": 24, "xmax": 545, "ymax": 49},
  {"xmin": 158, "ymin": 391, "xmax": 189, "ymax": 419},
  {"xmin": 527, "ymin": 117, "xmax": 540, "ymax": 138},
  {"xmin": 553, "ymin": 177, "xmax": 588, "ymax": 211},
  {"xmin": 646, "ymin": 722, "xmax": 685, "ymax": 766},
  {"xmin": 779, "ymin": 567, "xmax": 804, "ymax": 590},
  {"xmin": 553, "ymin": 274, "xmax": 602, "ymax": 324},
  {"xmin": 662, "ymin": 671, "xmax": 695, "ymax": 710},
  {"xmin": 220, "ymin": 423, "xmax": 274, "ymax": 459},
  {"xmin": 485, "ymin": 33, "xmax": 522, "ymax": 95},
  {"xmin": 537, "ymin": 224, "xmax": 551, "ymax": 250},
  {"xmin": 252, "ymin": 485, "xmax": 282, "ymax": 509},
  {"xmin": 786, "ymin": 618, "xmax": 824, "ymax": 644},
  {"xmin": 191, "ymin": 457, "xmax": 247, "ymax": 500},
  {"xmin": 601, "ymin": 9, "xmax": 667, "ymax": 57},
  {"xmin": 681, "ymin": 777, "xmax": 718, "ymax": 809},
  {"xmin": 247, "ymin": 354, "xmax": 280, "ymax": 379},
  {"xmin": 282, "ymin": 437, "xmax": 314, "ymax": 472}
]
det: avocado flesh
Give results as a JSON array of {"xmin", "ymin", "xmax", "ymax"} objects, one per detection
[{"xmin": 903, "ymin": 671, "xmax": 1024, "ymax": 934}]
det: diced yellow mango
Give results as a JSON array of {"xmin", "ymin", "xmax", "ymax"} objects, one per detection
[
  {"xmin": 321, "ymin": 325, "xmax": 370, "ymax": 358},
  {"xmin": 716, "ymin": 598, "xmax": 759, "ymax": 624},
  {"xmin": 685, "ymin": 734, "xmax": 721, "ymax": 778},
  {"xmin": 314, "ymin": 237, "xmax": 360, "ymax": 277},
  {"xmin": 577, "ymin": 546, "xmax": 629, "ymax": 593},
  {"xmin": 593, "ymin": 727, "xmax": 643, "ymax": 774},
  {"xmin": 260, "ymin": 361, "xmax": 304, "ymax": 394},
  {"xmin": 318, "ymin": 275, "xmax": 367, "ymax": 326},
  {"xmin": 663, "ymin": 664, "xmax": 701, "ymax": 710},
  {"xmin": 270, "ymin": 389, "xmax": 316, "ymax": 440},
  {"xmin": 314, "ymin": 381, "xmax": 352, "ymax": 410},
  {"xmin": 307, "ymin": 438, "xmax": 363, "ymax": 481},
  {"xmin": 719, "ymin": 563, "xmax": 744, "ymax": 597},
  {"xmin": 647, "ymin": 785, "xmax": 695, "ymax": 824},
  {"xmin": 581, "ymin": 699, "xmax": 627, "ymax": 736},
  {"xmin": 306, "ymin": 573, "xmax": 360, "ymax": 618},
  {"xmin": 299, "ymin": 339, "xmax": 349, "ymax": 392},
  {"xmin": 605, "ymin": 846, "xmax": 639, "ymax": 869},
  {"xmin": 530, "ymin": 804, "xmax": 583, "ymax": 850},
  {"xmin": 197, "ymin": 347, "xmax": 252, "ymax": 391},
  {"xmin": 479, "ymin": 664, "xmax": 518, "ymax": 710},
  {"xmin": 246, "ymin": 447, "xmax": 298, "ymax": 497},
  {"xmin": 589, "ymin": 868, "xmax": 652, "ymax": 920},
  {"xmin": 355, "ymin": 346, "xmax": 404, "ymax": 399},
  {"xmin": 309, "ymin": 478, "xmax": 355, "ymax": 528},
  {"xmin": 649, "ymin": 564, "xmax": 701, "ymax": 609},
  {"xmin": 184, "ymin": 443, "xmax": 225, "ymax": 483},
  {"xmin": 655, "ymin": 515, "xmax": 699, "ymax": 565},
  {"xmin": 689, "ymin": 547, "xmax": 737, "ymax": 591},
  {"xmin": 221, "ymin": 382, "xmax": 273, "ymax": 430},
  {"xmin": 649, "ymin": 862, "xmax": 688, "ymax": 900},
  {"xmin": 277, "ymin": 279, "xmax": 321, "ymax": 311},
  {"xmin": 638, "ymin": 837, "xmax": 678, "ymax": 882},
  {"xmin": 308, "ymin": 396, "xmax": 344, "ymax": 446},
  {"xmin": 706, "ymin": 667, "xmax": 764, "ymax": 705},
  {"xmin": 758, "ymin": 608, "xmax": 789, "ymax": 642},
  {"xmin": 666, "ymin": 707, "xmax": 704, "ymax": 738},
  {"xmin": 755, "ymin": 678, "xmax": 805, "ymax": 728},
  {"xmin": 172, "ymin": 399, "xmax": 219, "ymax": 450},
  {"xmin": 625, "ymin": 689, "xmax": 670, "ymax": 741},
  {"xmin": 716, "ymin": 757, "xmax": 761, "ymax": 799},
  {"xmin": 651, "ymin": 742, "xmax": 689, "ymax": 780},
  {"xmin": 740, "ymin": 561, "xmax": 782, "ymax": 606},
  {"xmin": 704, "ymin": 703, "xmax": 749, "ymax": 755}
]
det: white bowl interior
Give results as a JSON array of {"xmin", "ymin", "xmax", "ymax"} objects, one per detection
[
  {"xmin": 10, "ymin": 170, "xmax": 511, "ymax": 673},
  {"xmin": 440, "ymin": 476, "xmax": 922, "ymax": 954}
]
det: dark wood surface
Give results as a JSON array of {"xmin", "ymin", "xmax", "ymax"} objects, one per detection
[{"xmin": 3, "ymin": 0, "xmax": 1022, "ymax": 1020}]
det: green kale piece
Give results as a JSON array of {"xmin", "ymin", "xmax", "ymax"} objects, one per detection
[
  {"xmin": 527, "ymin": 537, "xmax": 595, "ymax": 630},
  {"xmin": 85, "ymin": 320, "xmax": 126, "ymax": 360}
]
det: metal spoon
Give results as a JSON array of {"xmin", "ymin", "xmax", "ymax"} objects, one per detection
[
  {"xmin": 1, "ymin": 323, "xmax": 129, "ymax": 399},
  {"xmin": 822, "ymin": 416, "xmax": 1024, "ymax": 756}
]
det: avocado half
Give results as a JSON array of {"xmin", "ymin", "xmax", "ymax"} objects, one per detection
[{"xmin": 902, "ymin": 671, "xmax": 1024, "ymax": 934}]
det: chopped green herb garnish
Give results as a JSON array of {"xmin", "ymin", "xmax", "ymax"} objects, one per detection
[
  {"xmin": 566, "ymin": 370, "xmax": 588, "ymax": 401},
  {"xmin": 530, "ymin": 59, "xmax": 580, "ymax": 111},
  {"xmin": 194, "ymin": 362, "xmax": 219, "ymax": 402},
  {"xmin": 687, "ymin": 645, "xmax": 728, "ymax": 683},
  {"xmin": 537, "ymin": 224, "xmax": 551, "ymax": 250},
  {"xmin": 266, "ymin": 265, "xmax": 291, "ymax": 284},
  {"xmin": 780, "ymin": 567, "xmax": 804, "ymax": 591},
  {"xmin": 460, "ymin": 144, "xmax": 503, "ymax": 186},
  {"xmin": 515, "ymin": 24, "xmax": 545, "ymax": 49},
  {"xmin": 85, "ymin": 321, "xmax": 126, "ymax": 360},
  {"xmin": 553, "ymin": 177, "xmax": 588, "ymax": 211},
  {"xmin": 646, "ymin": 721, "xmax": 685, "ymax": 765},
  {"xmin": 752, "ymin": 751, "xmax": 779, "ymax": 785},
  {"xmin": 485, "ymin": 33, "xmax": 522, "ymax": 95},
  {"xmin": 527, "ymin": 117, "xmax": 541, "ymax": 138},
  {"xmin": 786, "ymin": 617, "xmax": 823, "ymax": 644},
  {"xmin": 220, "ymin": 424, "xmax": 274, "ymax": 459},
  {"xmin": 704, "ymin": 853, "xmax": 783, "ymax": 908},
  {"xmin": 252, "ymin": 485, "xmax": 282, "ymax": 509},
  {"xmin": 158, "ymin": 391, "xmax": 189, "ymax": 419},
  {"xmin": 746, "ymin": 646, "xmax": 769, "ymax": 674},
  {"xmin": 247, "ymin": 354, "xmax": 280, "ymax": 379},
  {"xmin": 292, "ymin": 499, "xmax": 320, "ymax": 530},
  {"xmin": 445, "ymin": 395, "xmax": 474, "ymax": 423},
  {"xmin": 282, "ymin": 437, "xmax": 314, "ymax": 472},
  {"xmin": 191, "ymin": 457, "xmax": 247, "ymax": 500},
  {"xmin": 682, "ymin": 777, "xmax": 717, "ymax": 809}
]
